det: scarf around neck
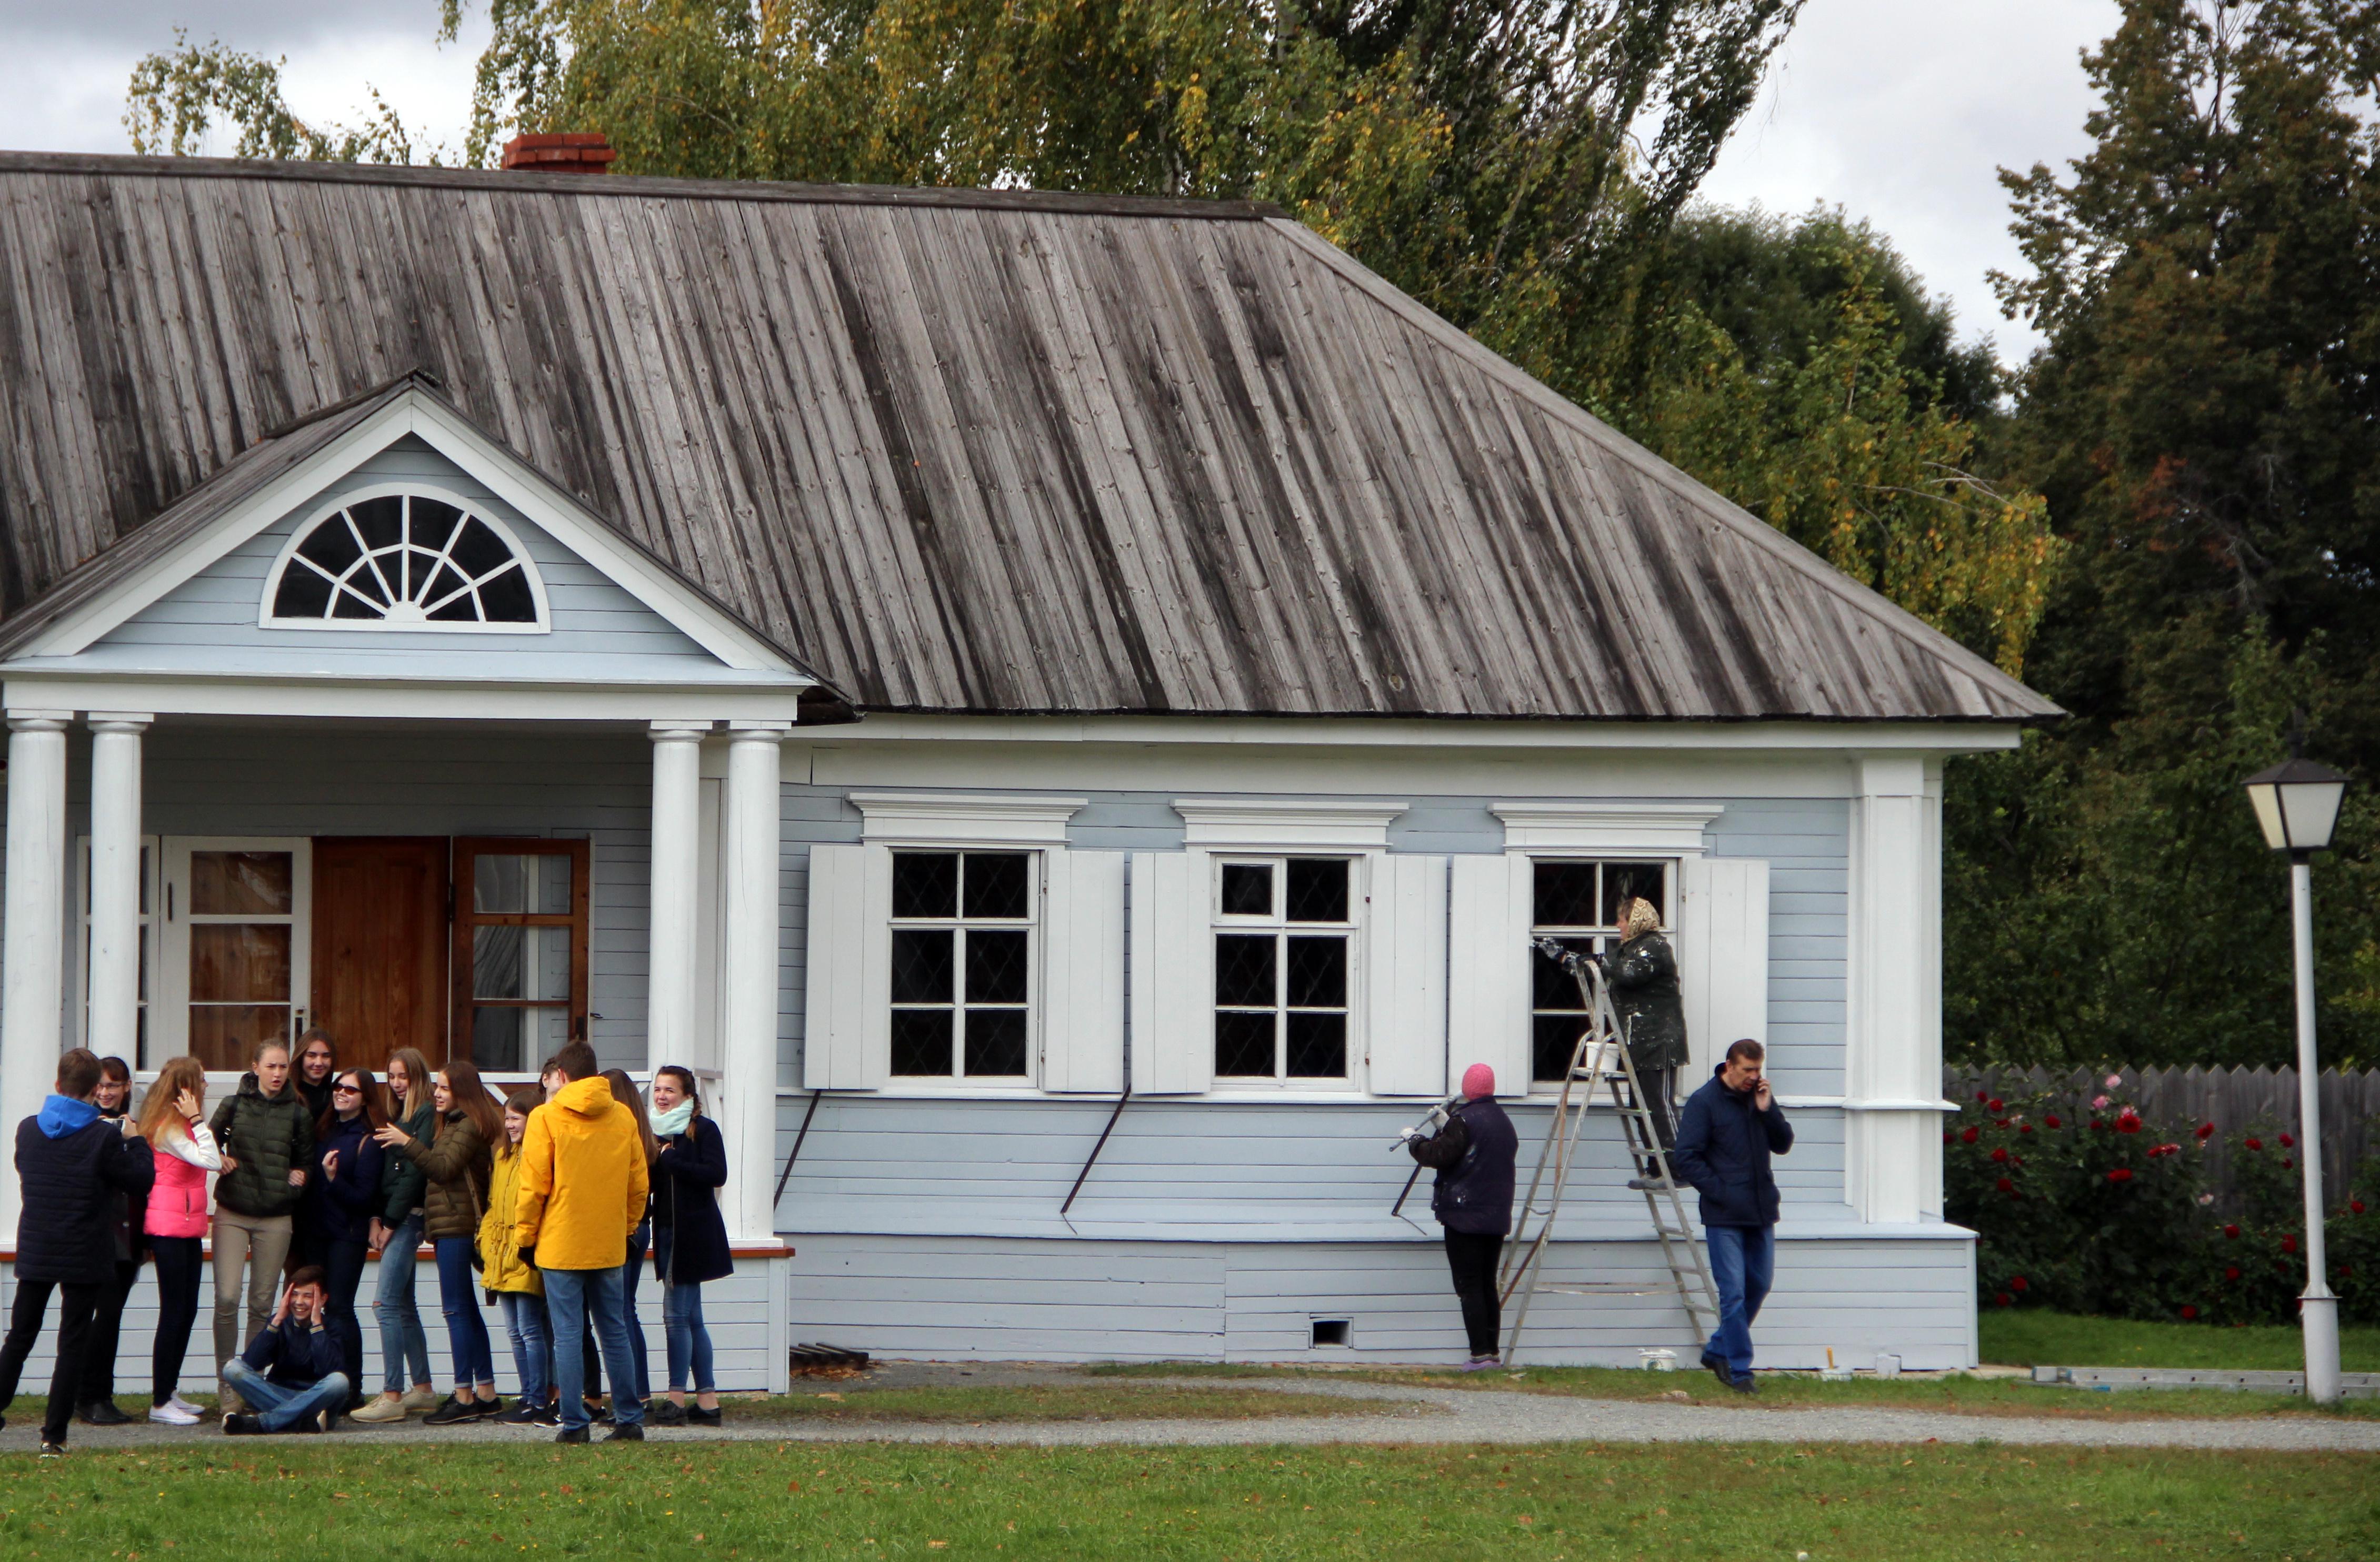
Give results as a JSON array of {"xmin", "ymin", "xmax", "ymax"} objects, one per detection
[{"xmin": 650, "ymin": 1099, "xmax": 695, "ymax": 1138}]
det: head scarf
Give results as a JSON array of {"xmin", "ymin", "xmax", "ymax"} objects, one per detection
[{"xmin": 1619, "ymin": 897, "xmax": 1661, "ymax": 939}]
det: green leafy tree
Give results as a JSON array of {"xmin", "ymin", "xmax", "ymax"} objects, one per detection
[
  {"xmin": 123, "ymin": 30, "xmax": 437, "ymax": 163},
  {"xmin": 1949, "ymin": 0, "xmax": 2380, "ymax": 1069}
]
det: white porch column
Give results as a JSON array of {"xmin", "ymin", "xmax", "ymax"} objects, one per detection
[
  {"xmin": 722, "ymin": 720, "xmax": 789, "ymax": 1241},
  {"xmin": 0, "ymin": 710, "xmax": 73, "ymax": 1239},
  {"xmin": 1843, "ymin": 753, "xmax": 1946, "ymax": 1224},
  {"xmin": 86, "ymin": 713, "xmax": 152, "ymax": 1063},
  {"xmin": 647, "ymin": 722, "xmax": 710, "ymax": 1068}
]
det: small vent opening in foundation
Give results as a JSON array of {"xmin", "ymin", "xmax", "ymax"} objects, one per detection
[{"xmin": 1309, "ymin": 1319, "xmax": 1352, "ymax": 1348}]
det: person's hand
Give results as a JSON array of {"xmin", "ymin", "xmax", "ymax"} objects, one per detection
[
  {"xmin": 221, "ymin": 1155, "xmax": 239, "ymax": 1175},
  {"xmin": 175, "ymin": 1088, "xmax": 202, "ymax": 1121},
  {"xmin": 656, "ymin": 1140, "xmax": 674, "ymax": 1155},
  {"xmin": 271, "ymin": 1287, "xmax": 291, "ymax": 1327},
  {"xmin": 368, "ymin": 1218, "xmax": 388, "ymax": 1253},
  {"xmin": 1753, "ymin": 1077, "xmax": 1773, "ymax": 1112},
  {"xmin": 372, "ymin": 1123, "xmax": 410, "ymax": 1150},
  {"xmin": 518, "ymin": 1243, "xmax": 536, "ymax": 1268},
  {"xmin": 287, "ymin": 1168, "xmax": 307, "ymax": 1187},
  {"xmin": 322, "ymin": 1148, "xmax": 341, "ymax": 1182}
]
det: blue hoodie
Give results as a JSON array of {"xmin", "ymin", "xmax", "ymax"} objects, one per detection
[{"xmin": 36, "ymin": 1093, "xmax": 98, "ymax": 1138}]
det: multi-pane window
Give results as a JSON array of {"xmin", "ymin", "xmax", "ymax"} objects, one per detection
[
  {"xmin": 1528, "ymin": 858, "xmax": 1669, "ymax": 1083},
  {"xmin": 454, "ymin": 840, "xmax": 591, "ymax": 1072},
  {"xmin": 1213, "ymin": 857, "xmax": 1354, "ymax": 1082},
  {"xmin": 267, "ymin": 493, "xmax": 544, "ymax": 628},
  {"xmin": 889, "ymin": 850, "xmax": 1034, "ymax": 1079}
]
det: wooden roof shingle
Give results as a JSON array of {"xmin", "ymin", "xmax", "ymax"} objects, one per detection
[{"xmin": 0, "ymin": 152, "xmax": 2059, "ymax": 723}]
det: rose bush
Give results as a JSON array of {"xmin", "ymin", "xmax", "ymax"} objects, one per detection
[{"xmin": 1945, "ymin": 1089, "xmax": 2380, "ymax": 1325}]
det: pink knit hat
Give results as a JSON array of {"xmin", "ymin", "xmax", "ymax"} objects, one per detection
[{"xmin": 1461, "ymin": 1063, "xmax": 1495, "ymax": 1099}]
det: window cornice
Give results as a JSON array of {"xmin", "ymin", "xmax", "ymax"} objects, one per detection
[
  {"xmin": 1491, "ymin": 800, "xmax": 1723, "ymax": 854},
  {"xmin": 849, "ymin": 791, "xmax": 1088, "ymax": 847},
  {"xmin": 1173, "ymin": 798, "xmax": 1409, "ymax": 851}
]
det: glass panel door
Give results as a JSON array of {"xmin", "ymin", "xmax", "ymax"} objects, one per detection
[
  {"xmin": 453, "ymin": 838, "xmax": 590, "ymax": 1072},
  {"xmin": 159, "ymin": 839, "xmax": 313, "ymax": 1072}
]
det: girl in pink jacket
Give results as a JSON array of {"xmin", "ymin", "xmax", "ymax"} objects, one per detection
[{"xmin": 138, "ymin": 1056, "xmax": 221, "ymax": 1425}]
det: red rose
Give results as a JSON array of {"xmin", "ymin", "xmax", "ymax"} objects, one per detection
[
  {"xmin": 2280, "ymin": 1133, "xmax": 2294, "ymax": 1148},
  {"xmin": 1994, "ymin": 1292, "xmax": 2013, "ymax": 1308},
  {"xmin": 2010, "ymin": 1275, "xmax": 2028, "ymax": 1292},
  {"xmin": 1995, "ymin": 1176, "xmax": 2014, "ymax": 1192},
  {"xmin": 2283, "ymin": 1159, "xmax": 2294, "ymax": 1170},
  {"xmin": 2019, "ymin": 1123, "xmax": 2034, "ymax": 1135},
  {"xmin": 2340, "ymin": 1266, "xmax": 2355, "ymax": 1279},
  {"xmin": 1987, "ymin": 1099, "xmax": 2004, "ymax": 1113},
  {"xmin": 2225, "ymin": 1266, "xmax": 2241, "ymax": 1281},
  {"xmin": 2117, "ymin": 1118, "xmax": 2141, "ymax": 1135},
  {"xmin": 2180, "ymin": 1305, "xmax": 2198, "ymax": 1321},
  {"xmin": 2107, "ymin": 1168, "xmax": 2134, "ymax": 1183},
  {"xmin": 1961, "ymin": 1127, "xmax": 1979, "ymax": 1144},
  {"xmin": 2224, "ymin": 1224, "xmax": 2241, "ymax": 1239},
  {"xmin": 1995, "ymin": 1119, "xmax": 2011, "ymax": 1128},
  {"xmin": 2045, "ymin": 1115, "xmax": 2062, "ymax": 1129},
  {"xmin": 2355, "ymin": 1201, "xmax": 2368, "ymax": 1215},
  {"xmin": 1943, "ymin": 1131, "xmax": 1954, "ymax": 1144},
  {"xmin": 1976, "ymin": 1090, "xmax": 1989, "ymax": 1102},
  {"xmin": 2282, "ymin": 1235, "xmax": 2298, "ymax": 1253},
  {"xmin": 2196, "ymin": 1122, "xmax": 2215, "ymax": 1140},
  {"xmin": 1991, "ymin": 1147, "xmax": 2009, "ymax": 1163},
  {"xmin": 2246, "ymin": 1138, "xmax": 2263, "ymax": 1151}
]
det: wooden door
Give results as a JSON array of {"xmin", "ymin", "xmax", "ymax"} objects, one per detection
[{"xmin": 312, "ymin": 838, "xmax": 451, "ymax": 1072}]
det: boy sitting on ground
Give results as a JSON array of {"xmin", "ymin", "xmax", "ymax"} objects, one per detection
[{"xmin": 222, "ymin": 1267, "xmax": 353, "ymax": 1436}]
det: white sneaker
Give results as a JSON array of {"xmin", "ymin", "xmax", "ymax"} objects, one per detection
[
  {"xmin": 166, "ymin": 1392, "xmax": 205, "ymax": 1418},
  {"xmin": 149, "ymin": 1401, "xmax": 199, "ymax": 1425}
]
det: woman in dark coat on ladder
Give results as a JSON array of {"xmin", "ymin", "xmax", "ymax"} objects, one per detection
[
  {"xmin": 645, "ymin": 1066, "xmax": 731, "ymax": 1427},
  {"xmin": 1596, "ymin": 896, "xmax": 1688, "ymax": 1180}
]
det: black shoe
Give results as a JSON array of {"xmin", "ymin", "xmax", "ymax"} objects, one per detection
[
  {"xmin": 602, "ymin": 1422, "xmax": 644, "ymax": 1442},
  {"xmin": 38, "ymin": 1441, "xmax": 63, "ymax": 1459},
  {"xmin": 686, "ymin": 1405, "xmax": 721, "ymax": 1428},
  {"xmin": 584, "ymin": 1398, "xmax": 614, "ymax": 1425},
  {"xmin": 470, "ymin": 1395, "xmax": 505, "ymax": 1419},
  {"xmin": 1700, "ymin": 1352, "xmax": 1731, "ymax": 1387},
  {"xmin": 495, "ymin": 1401, "xmax": 546, "ymax": 1425},
  {"xmin": 533, "ymin": 1400, "xmax": 563, "ymax": 1427},
  {"xmin": 647, "ymin": 1400, "xmax": 687, "ymax": 1427},
  {"xmin": 289, "ymin": 1414, "xmax": 324, "ymax": 1434},
  {"xmin": 1728, "ymin": 1375, "xmax": 1759, "ymax": 1396},
  {"xmin": 423, "ymin": 1395, "xmax": 481, "ymax": 1426},
  {"xmin": 555, "ymin": 1426, "xmax": 591, "ymax": 1444},
  {"xmin": 77, "ymin": 1400, "xmax": 131, "ymax": 1427},
  {"xmin": 223, "ymin": 1414, "xmax": 265, "ymax": 1436}
]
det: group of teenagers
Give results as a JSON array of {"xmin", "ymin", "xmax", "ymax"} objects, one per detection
[{"xmin": 0, "ymin": 1032, "xmax": 737, "ymax": 1455}]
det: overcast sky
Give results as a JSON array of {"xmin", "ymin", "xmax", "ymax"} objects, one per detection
[{"xmin": 2, "ymin": 0, "xmax": 2117, "ymax": 360}]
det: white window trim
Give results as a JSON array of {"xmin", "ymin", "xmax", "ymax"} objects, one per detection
[
  {"xmin": 885, "ymin": 847, "xmax": 1041, "ymax": 1088},
  {"xmin": 1522, "ymin": 854, "xmax": 1679, "ymax": 1093},
  {"xmin": 1206, "ymin": 852, "xmax": 1366, "ymax": 1092},
  {"xmin": 852, "ymin": 791, "xmax": 1087, "ymax": 847},
  {"xmin": 1490, "ymin": 800, "xmax": 1724, "ymax": 854},
  {"xmin": 1175, "ymin": 798, "xmax": 1409, "ymax": 852},
  {"xmin": 258, "ymin": 481, "xmax": 553, "ymax": 635}
]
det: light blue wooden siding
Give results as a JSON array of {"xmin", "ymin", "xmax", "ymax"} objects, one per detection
[
  {"xmin": 1709, "ymin": 799, "xmax": 1851, "ymax": 1096},
  {"xmin": 77, "ymin": 725, "xmax": 655, "ymax": 1071},
  {"xmin": 88, "ymin": 436, "xmax": 759, "ymax": 683},
  {"xmin": 0, "ymin": 1251, "xmax": 787, "ymax": 1394},
  {"xmin": 789, "ymin": 1232, "xmax": 1974, "ymax": 1369}
]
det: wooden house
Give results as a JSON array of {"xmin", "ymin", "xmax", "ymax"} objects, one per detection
[{"xmin": 0, "ymin": 151, "xmax": 2056, "ymax": 1388}]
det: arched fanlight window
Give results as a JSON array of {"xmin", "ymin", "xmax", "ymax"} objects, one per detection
[{"xmin": 262, "ymin": 489, "xmax": 548, "ymax": 632}]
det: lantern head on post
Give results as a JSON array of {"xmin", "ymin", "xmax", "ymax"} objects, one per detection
[{"xmin": 2243, "ymin": 756, "xmax": 2348, "ymax": 860}]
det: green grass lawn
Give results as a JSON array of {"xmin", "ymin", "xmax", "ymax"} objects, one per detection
[
  {"xmin": 1978, "ymin": 1309, "xmax": 2380, "ymax": 1372},
  {"xmin": 2, "ymin": 1440, "xmax": 2369, "ymax": 1559}
]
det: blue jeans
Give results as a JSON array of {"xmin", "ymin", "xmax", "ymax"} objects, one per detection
[
  {"xmin": 544, "ymin": 1265, "xmax": 643, "ymax": 1431},
  {"xmin": 1703, "ymin": 1223, "xmax": 1776, "ymax": 1380},
  {"xmin": 373, "ymin": 1212, "xmax": 432, "ymax": 1395},
  {"xmin": 222, "ymin": 1359, "xmax": 350, "ymax": 1433},
  {"xmin": 621, "ymin": 1221, "xmax": 652, "ymax": 1400},
  {"xmin": 653, "ymin": 1227, "xmax": 714, "ymax": 1394},
  {"xmin": 499, "ymin": 1292, "xmax": 552, "ymax": 1406},
  {"xmin": 434, "ymin": 1237, "xmax": 496, "ymax": 1388}
]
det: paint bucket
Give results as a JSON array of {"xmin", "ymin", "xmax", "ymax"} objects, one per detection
[
  {"xmin": 1874, "ymin": 1352, "xmax": 1902, "ymax": 1379},
  {"xmin": 1639, "ymin": 1349, "xmax": 1678, "ymax": 1372}
]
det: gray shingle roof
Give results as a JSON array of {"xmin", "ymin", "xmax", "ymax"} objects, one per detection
[{"xmin": 0, "ymin": 152, "xmax": 2058, "ymax": 723}]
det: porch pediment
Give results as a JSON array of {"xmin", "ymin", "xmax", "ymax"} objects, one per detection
[{"xmin": 0, "ymin": 376, "xmax": 835, "ymax": 722}]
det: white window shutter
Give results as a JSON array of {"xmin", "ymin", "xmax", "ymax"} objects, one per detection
[
  {"xmin": 1445, "ymin": 853, "xmax": 1531, "ymax": 1097},
  {"xmin": 1127, "ymin": 850, "xmax": 1213, "ymax": 1094},
  {"xmin": 1678, "ymin": 855, "xmax": 1769, "ymax": 1080},
  {"xmin": 1041, "ymin": 849, "xmax": 1126, "ymax": 1092},
  {"xmin": 1365, "ymin": 853, "xmax": 1448, "ymax": 1096},
  {"xmin": 802, "ymin": 842, "xmax": 889, "ymax": 1090}
]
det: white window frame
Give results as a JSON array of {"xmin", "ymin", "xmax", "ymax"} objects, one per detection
[
  {"xmin": 1207, "ymin": 853, "xmax": 1363, "ymax": 1089},
  {"xmin": 155, "ymin": 836, "xmax": 315, "ymax": 1067},
  {"xmin": 258, "ymin": 482, "xmax": 552, "ymax": 635},
  {"xmin": 1524, "ymin": 855, "xmax": 1678, "ymax": 1087},
  {"xmin": 885, "ymin": 845, "xmax": 1041, "ymax": 1086},
  {"xmin": 73, "ymin": 833, "xmax": 161, "ymax": 1062}
]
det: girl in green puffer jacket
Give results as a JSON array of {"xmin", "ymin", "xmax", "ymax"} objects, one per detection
[{"xmin": 206, "ymin": 1038, "xmax": 313, "ymax": 1409}]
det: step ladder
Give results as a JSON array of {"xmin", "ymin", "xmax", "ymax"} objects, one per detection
[{"xmin": 1496, "ymin": 938, "xmax": 1722, "ymax": 1366}]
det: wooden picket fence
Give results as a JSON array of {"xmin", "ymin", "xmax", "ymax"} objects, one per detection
[{"xmin": 1945, "ymin": 1064, "xmax": 2380, "ymax": 1212}]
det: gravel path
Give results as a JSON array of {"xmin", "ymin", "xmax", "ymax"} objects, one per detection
[{"xmin": 4, "ymin": 1376, "xmax": 2377, "ymax": 1455}]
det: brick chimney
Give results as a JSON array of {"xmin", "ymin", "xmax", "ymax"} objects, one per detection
[{"xmin": 501, "ymin": 133, "xmax": 617, "ymax": 174}]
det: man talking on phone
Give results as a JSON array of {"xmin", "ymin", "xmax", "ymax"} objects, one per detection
[{"xmin": 1669, "ymin": 1039, "xmax": 1792, "ymax": 1395}]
